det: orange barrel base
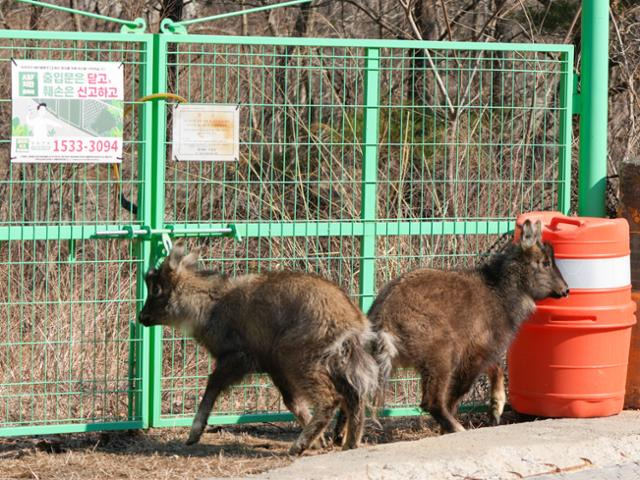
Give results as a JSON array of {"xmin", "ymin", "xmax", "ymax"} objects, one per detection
[
  {"xmin": 509, "ymin": 312, "xmax": 634, "ymax": 417},
  {"xmin": 509, "ymin": 212, "xmax": 637, "ymax": 418}
]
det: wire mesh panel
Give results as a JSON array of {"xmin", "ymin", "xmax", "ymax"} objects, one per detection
[
  {"xmin": 0, "ymin": 240, "xmax": 142, "ymax": 431},
  {"xmin": 376, "ymin": 47, "xmax": 569, "ymax": 225},
  {"xmin": 155, "ymin": 38, "xmax": 368, "ymax": 425},
  {"xmin": 154, "ymin": 36, "xmax": 573, "ymax": 426},
  {"xmin": 0, "ymin": 31, "xmax": 153, "ymax": 436},
  {"xmin": 374, "ymin": 45, "xmax": 573, "ymax": 411},
  {"xmin": 162, "ymin": 42, "xmax": 365, "ymax": 225}
]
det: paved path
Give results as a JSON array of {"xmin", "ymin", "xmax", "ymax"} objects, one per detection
[
  {"xmin": 537, "ymin": 461, "xmax": 640, "ymax": 479},
  {"xmin": 214, "ymin": 411, "xmax": 640, "ymax": 480}
]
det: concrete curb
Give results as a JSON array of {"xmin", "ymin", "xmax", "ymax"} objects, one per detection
[{"xmin": 214, "ymin": 411, "xmax": 640, "ymax": 480}]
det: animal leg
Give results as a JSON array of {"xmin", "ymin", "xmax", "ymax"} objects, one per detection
[
  {"xmin": 446, "ymin": 370, "xmax": 479, "ymax": 416},
  {"xmin": 332, "ymin": 409, "xmax": 347, "ymax": 447},
  {"xmin": 487, "ymin": 363, "xmax": 506, "ymax": 425},
  {"xmin": 288, "ymin": 374, "xmax": 339, "ymax": 455},
  {"xmin": 340, "ymin": 388, "xmax": 365, "ymax": 451},
  {"xmin": 289, "ymin": 400, "xmax": 338, "ymax": 455},
  {"xmin": 420, "ymin": 368, "xmax": 465, "ymax": 434},
  {"xmin": 271, "ymin": 374, "xmax": 326, "ymax": 449},
  {"xmin": 186, "ymin": 352, "xmax": 253, "ymax": 446}
]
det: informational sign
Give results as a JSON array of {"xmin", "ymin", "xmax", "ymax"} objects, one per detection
[
  {"xmin": 172, "ymin": 104, "xmax": 239, "ymax": 161},
  {"xmin": 10, "ymin": 60, "xmax": 124, "ymax": 163}
]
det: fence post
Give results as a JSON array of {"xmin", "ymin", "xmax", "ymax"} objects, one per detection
[
  {"xmin": 131, "ymin": 35, "xmax": 156, "ymax": 428},
  {"xmin": 359, "ymin": 48, "xmax": 381, "ymax": 313},
  {"xmin": 557, "ymin": 50, "xmax": 574, "ymax": 214},
  {"xmin": 146, "ymin": 32, "xmax": 168, "ymax": 427},
  {"xmin": 578, "ymin": 0, "xmax": 609, "ymax": 217}
]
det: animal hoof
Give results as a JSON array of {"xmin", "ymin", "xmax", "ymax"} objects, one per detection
[
  {"xmin": 288, "ymin": 442, "xmax": 305, "ymax": 456},
  {"xmin": 341, "ymin": 441, "xmax": 358, "ymax": 451},
  {"xmin": 310, "ymin": 436, "xmax": 327, "ymax": 450},
  {"xmin": 185, "ymin": 434, "xmax": 201, "ymax": 446},
  {"xmin": 490, "ymin": 412, "xmax": 502, "ymax": 426}
]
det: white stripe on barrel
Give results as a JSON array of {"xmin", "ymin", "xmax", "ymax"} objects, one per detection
[{"xmin": 555, "ymin": 256, "xmax": 631, "ymax": 290}]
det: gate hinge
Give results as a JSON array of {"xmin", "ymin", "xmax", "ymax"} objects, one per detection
[
  {"xmin": 120, "ymin": 17, "xmax": 147, "ymax": 34},
  {"xmin": 160, "ymin": 18, "xmax": 187, "ymax": 34}
]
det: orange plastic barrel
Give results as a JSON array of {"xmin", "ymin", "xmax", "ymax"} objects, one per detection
[{"xmin": 508, "ymin": 211, "xmax": 637, "ymax": 417}]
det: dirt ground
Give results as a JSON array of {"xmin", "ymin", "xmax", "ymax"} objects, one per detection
[{"xmin": 0, "ymin": 411, "xmax": 520, "ymax": 480}]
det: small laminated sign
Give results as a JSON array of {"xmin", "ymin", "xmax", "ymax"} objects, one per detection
[
  {"xmin": 172, "ymin": 104, "xmax": 239, "ymax": 161},
  {"xmin": 10, "ymin": 60, "xmax": 124, "ymax": 163}
]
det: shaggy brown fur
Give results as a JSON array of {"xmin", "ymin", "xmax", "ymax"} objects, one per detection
[
  {"xmin": 368, "ymin": 219, "xmax": 568, "ymax": 434},
  {"xmin": 138, "ymin": 241, "xmax": 378, "ymax": 455}
]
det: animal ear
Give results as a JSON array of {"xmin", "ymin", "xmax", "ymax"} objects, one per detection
[
  {"xmin": 534, "ymin": 220, "xmax": 543, "ymax": 243},
  {"xmin": 168, "ymin": 240, "xmax": 187, "ymax": 270},
  {"xmin": 520, "ymin": 219, "xmax": 536, "ymax": 249},
  {"xmin": 179, "ymin": 249, "xmax": 200, "ymax": 272},
  {"xmin": 145, "ymin": 268, "xmax": 157, "ymax": 282}
]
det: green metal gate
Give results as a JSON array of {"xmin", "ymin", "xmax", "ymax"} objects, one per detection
[
  {"xmin": 0, "ymin": 29, "xmax": 154, "ymax": 435},
  {"xmin": 150, "ymin": 35, "xmax": 574, "ymax": 427},
  {"xmin": 0, "ymin": 27, "xmax": 574, "ymax": 435}
]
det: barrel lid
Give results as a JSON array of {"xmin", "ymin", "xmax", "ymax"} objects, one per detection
[{"xmin": 515, "ymin": 211, "xmax": 630, "ymax": 258}]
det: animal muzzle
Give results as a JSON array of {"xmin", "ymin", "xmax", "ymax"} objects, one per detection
[
  {"xmin": 138, "ymin": 310, "xmax": 155, "ymax": 326},
  {"xmin": 551, "ymin": 286, "xmax": 570, "ymax": 299}
]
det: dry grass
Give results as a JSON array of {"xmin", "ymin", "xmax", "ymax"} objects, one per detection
[{"xmin": 0, "ymin": 412, "xmax": 520, "ymax": 480}]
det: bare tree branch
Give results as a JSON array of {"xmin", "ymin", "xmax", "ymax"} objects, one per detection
[
  {"xmin": 69, "ymin": 0, "xmax": 83, "ymax": 31},
  {"xmin": 400, "ymin": 0, "xmax": 455, "ymax": 115}
]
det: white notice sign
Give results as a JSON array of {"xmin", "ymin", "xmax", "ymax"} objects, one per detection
[
  {"xmin": 172, "ymin": 104, "xmax": 239, "ymax": 161},
  {"xmin": 11, "ymin": 60, "xmax": 124, "ymax": 163}
]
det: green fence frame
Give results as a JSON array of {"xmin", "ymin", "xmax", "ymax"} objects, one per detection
[
  {"xmin": 0, "ymin": 29, "xmax": 154, "ymax": 436},
  {"xmin": 0, "ymin": 27, "xmax": 574, "ymax": 435},
  {"xmin": 150, "ymin": 34, "xmax": 574, "ymax": 428}
]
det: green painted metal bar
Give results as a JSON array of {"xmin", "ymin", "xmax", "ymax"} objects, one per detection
[
  {"xmin": 132, "ymin": 35, "xmax": 156, "ymax": 428},
  {"xmin": 153, "ymin": 404, "xmax": 489, "ymax": 428},
  {"xmin": 0, "ymin": 421, "xmax": 144, "ymax": 437},
  {"xmin": 0, "ymin": 225, "xmax": 144, "ymax": 242},
  {"xmin": 578, "ymin": 0, "xmax": 609, "ymax": 217},
  {"xmin": 0, "ymin": 29, "xmax": 574, "ymax": 52},
  {"xmin": 379, "ymin": 404, "xmax": 488, "ymax": 417},
  {"xmin": 557, "ymin": 50, "xmax": 574, "ymax": 214},
  {"xmin": 154, "ymin": 404, "xmax": 488, "ymax": 428},
  {"xmin": 0, "ymin": 29, "xmax": 149, "ymax": 42},
  {"xmin": 0, "ymin": 220, "xmax": 516, "ymax": 243},
  {"xmin": 358, "ymin": 48, "xmax": 380, "ymax": 313},
  {"xmin": 155, "ymin": 412, "xmax": 296, "ymax": 428},
  {"xmin": 156, "ymin": 33, "xmax": 573, "ymax": 53},
  {"xmin": 14, "ymin": 0, "xmax": 146, "ymax": 32},
  {"xmin": 148, "ymin": 33, "xmax": 169, "ymax": 428},
  {"xmin": 168, "ymin": 221, "xmax": 515, "ymax": 238},
  {"xmin": 161, "ymin": 0, "xmax": 312, "ymax": 33}
]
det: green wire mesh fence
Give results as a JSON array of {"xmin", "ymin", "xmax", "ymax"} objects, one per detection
[
  {"xmin": 0, "ymin": 30, "xmax": 153, "ymax": 436},
  {"xmin": 152, "ymin": 36, "xmax": 573, "ymax": 427},
  {"xmin": 0, "ymin": 30, "xmax": 573, "ymax": 435}
]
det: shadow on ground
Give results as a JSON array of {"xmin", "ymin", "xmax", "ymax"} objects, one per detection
[{"xmin": 0, "ymin": 410, "xmax": 528, "ymax": 479}]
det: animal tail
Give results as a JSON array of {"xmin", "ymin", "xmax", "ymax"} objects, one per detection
[
  {"xmin": 327, "ymin": 327, "xmax": 380, "ymax": 407},
  {"xmin": 371, "ymin": 329, "xmax": 398, "ymax": 409}
]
